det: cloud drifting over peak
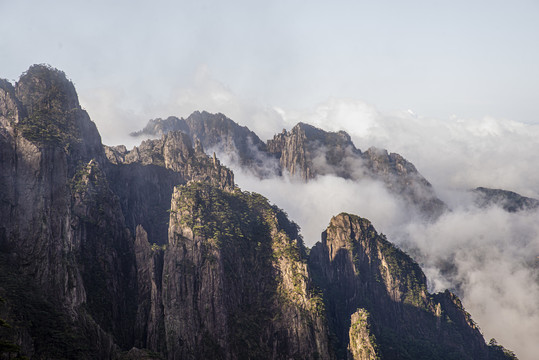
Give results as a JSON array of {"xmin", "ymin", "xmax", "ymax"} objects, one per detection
[
  {"xmin": 191, "ymin": 89, "xmax": 539, "ymax": 360},
  {"xmin": 223, "ymin": 150, "xmax": 539, "ymax": 360},
  {"xmin": 276, "ymin": 98, "xmax": 539, "ymax": 199},
  {"xmin": 64, "ymin": 55, "xmax": 539, "ymax": 360}
]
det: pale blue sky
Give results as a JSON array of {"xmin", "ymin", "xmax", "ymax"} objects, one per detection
[{"xmin": 1, "ymin": 0, "xmax": 539, "ymax": 127}]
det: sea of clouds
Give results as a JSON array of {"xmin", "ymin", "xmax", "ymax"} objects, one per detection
[{"xmin": 85, "ymin": 71, "xmax": 539, "ymax": 360}]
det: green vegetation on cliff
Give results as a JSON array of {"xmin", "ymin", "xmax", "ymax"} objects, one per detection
[
  {"xmin": 15, "ymin": 64, "xmax": 81, "ymax": 148},
  {"xmin": 166, "ymin": 182, "xmax": 331, "ymax": 359}
]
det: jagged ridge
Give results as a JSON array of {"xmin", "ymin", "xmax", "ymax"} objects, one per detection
[{"xmin": 133, "ymin": 114, "xmax": 447, "ymax": 219}]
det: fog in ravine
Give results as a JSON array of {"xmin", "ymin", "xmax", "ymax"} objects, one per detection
[
  {"xmin": 145, "ymin": 81, "xmax": 539, "ymax": 360},
  {"xmin": 216, "ymin": 106, "xmax": 539, "ymax": 360}
]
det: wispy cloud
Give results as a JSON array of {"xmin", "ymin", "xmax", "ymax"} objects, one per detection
[
  {"xmin": 81, "ymin": 67, "xmax": 539, "ymax": 359},
  {"xmin": 192, "ymin": 92, "xmax": 539, "ymax": 360},
  {"xmin": 278, "ymin": 98, "xmax": 539, "ymax": 199}
]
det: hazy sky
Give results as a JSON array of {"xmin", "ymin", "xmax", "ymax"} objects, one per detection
[{"xmin": 2, "ymin": 0, "xmax": 539, "ymax": 133}]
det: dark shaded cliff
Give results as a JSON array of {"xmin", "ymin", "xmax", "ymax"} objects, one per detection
[
  {"xmin": 0, "ymin": 64, "xmax": 131, "ymax": 358},
  {"xmin": 158, "ymin": 182, "xmax": 332, "ymax": 359}
]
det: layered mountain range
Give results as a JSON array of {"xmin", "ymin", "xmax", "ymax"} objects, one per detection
[
  {"xmin": 132, "ymin": 113, "xmax": 447, "ymax": 219},
  {"xmin": 0, "ymin": 65, "xmax": 519, "ymax": 359}
]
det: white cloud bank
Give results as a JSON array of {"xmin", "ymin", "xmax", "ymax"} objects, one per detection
[
  {"xmin": 400, "ymin": 206, "xmax": 539, "ymax": 360},
  {"xmin": 225, "ymin": 152, "xmax": 539, "ymax": 360},
  {"xmin": 200, "ymin": 94, "xmax": 539, "ymax": 360},
  {"xmin": 85, "ymin": 73, "xmax": 539, "ymax": 360},
  {"xmin": 277, "ymin": 98, "xmax": 539, "ymax": 199}
]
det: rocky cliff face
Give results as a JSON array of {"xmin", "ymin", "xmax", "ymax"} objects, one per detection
[
  {"xmin": 309, "ymin": 213, "xmax": 509, "ymax": 360},
  {"xmin": 267, "ymin": 122, "xmax": 362, "ymax": 181},
  {"xmin": 160, "ymin": 182, "xmax": 332, "ymax": 359},
  {"xmin": 130, "ymin": 112, "xmax": 276, "ymax": 177},
  {"xmin": 0, "ymin": 65, "xmax": 517, "ymax": 360},
  {"xmin": 104, "ymin": 131, "xmax": 234, "ymax": 246},
  {"xmin": 0, "ymin": 66, "xmax": 88, "ymax": 306},
  {"xmin": 0, "ymin": 64, "xmax": 127, "ymax": 358},
  {"xmin": 347, "ymin": 309, "xmax": 378, "ymax": 360}
]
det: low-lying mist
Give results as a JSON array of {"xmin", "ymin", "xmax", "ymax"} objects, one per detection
[
  {"xmin": 208, "ymin": 112, "xmax": 539, "ymax": 360},
  {"xmin": 92, "ymin": 75, "xmax": 539, "ymax": 359},
  {"xmin": 399, "ymin": 206, "xmax": 539, "ymax": 360}
]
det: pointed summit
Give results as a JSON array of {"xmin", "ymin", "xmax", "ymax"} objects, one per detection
[{"xmin": 6, "ymin": 64, "xmax": 104, "ymax": 165}]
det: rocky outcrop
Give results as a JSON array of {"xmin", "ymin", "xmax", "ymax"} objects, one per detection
[
  {"xmin": 309, "ymin": 213, "xmax": 504, "ymax": 360},
  {"xmin": 104, "ymin": 132, "xmax": 234, "ymax": 246},
  {"xmin": 472, "ymin": 187, "xmax": 539, "ymax": 213},
  {"xmin": 347, "ymin": 309, "xmax": 378, "ymax": 360},
  {"xmin": 362, "ymin": 147, "xmax": 446, "ymax": 218},
  {"xmin": 162, "ymin": 182, "xmax": 332, "ymax": 359},
  {"xmin": 131, "ymin": 112, "xmax": 276, "ymax": 177},
  {"xmin": 0, "ymin": 64, "xmax": 131, "ymax": 358},
  {"xmin": 267, "ymin": 122, "xmax": 362, "ymax": 181}
]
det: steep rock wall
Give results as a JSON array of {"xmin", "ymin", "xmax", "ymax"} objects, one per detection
[
  {"xmin": 309, "ymin": 213, "xmax": 494, "ymax": 360},
  {"xmin": 160, "ymin": 182, "xmax": 332, "ymax": 359}
]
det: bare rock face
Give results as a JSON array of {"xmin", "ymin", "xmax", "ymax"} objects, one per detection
[
  {"xmin": 308, "ymin": 213, "xmax": 502, "ymax": 360},
  {"xmin": 0, "ymin": 79, "xmax": 23, "ymax": 126},
  {"xmin": 0, "ymin": 64, "xmax": 106, "ymax": 311},
  {"xmin": 104, "ymin": 131, "xmax": 234, "ymax": 247},
  {"xmin": 71, "ymin": 159, "xmax": 138, "ymax": 348},
  {"xmin": 0, "ymin": 65, "xmax": 131, "ymax": 358},
  {"xmin": 130, "ymin": 112, "xmax": 274, "ymax": 176},
  {"xmin": 161, "ymin": 182, "xmax": 332, "ymax": 359},
  {"xmin": 267, "ymin": 122, "xmax": 362, "ymax": 181},
  {"xmin": 133, "ymin": 225, "xmax": 166, "ymax": 352},
  {"xmin": 347, "ymin": 309, "xmax": 378, "ymax": 360}
]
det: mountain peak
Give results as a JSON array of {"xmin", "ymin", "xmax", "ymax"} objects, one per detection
[
  {"xmin": 16, "ymin": 64, "xmax": 79, "ymax": 113},
  {"xmin": 1, "ymin": 64, "xmax": 104, "ymax": 172},
  {"xmin": 309, "ymin": 214, "xmax": 505, "ymax": 359}
]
